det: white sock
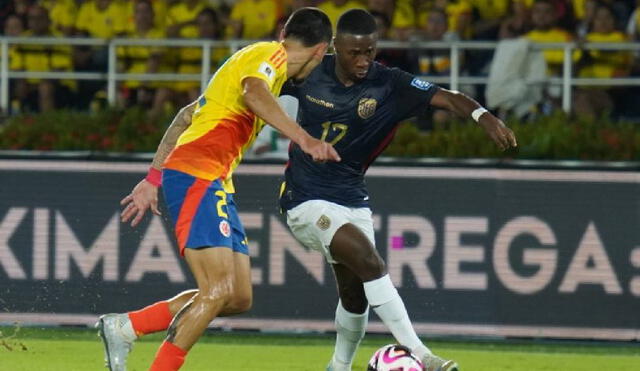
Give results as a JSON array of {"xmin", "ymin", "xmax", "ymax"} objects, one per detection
[
  {"xmin": 332, "ymin": 300, "xmax": 368, "ymax": 368},
  {"xmin": 363, "ymin": 274, "xmax": 431, "ymax": 359}
]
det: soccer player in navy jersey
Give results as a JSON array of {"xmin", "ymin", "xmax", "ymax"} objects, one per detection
[{"xmin": 279, "ymin": 9, "xmax": 515, "ymax": 371}]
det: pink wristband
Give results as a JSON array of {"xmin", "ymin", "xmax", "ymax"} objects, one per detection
[{"xmin": 145, "ymin": 167, "xmax": 162, "ymax": 187}]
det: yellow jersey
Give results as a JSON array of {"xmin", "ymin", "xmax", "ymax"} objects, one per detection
[
  {"xmin": 75, "ymin": 0, "xmax": 127, "ymax": 38},
  {"xmin": 525, "ymin": 28, "xmax": 575, "ymax": 74},
  {"xmin": 318, "ymin": 0, "xmax": 365, "ymax": 32},
  {"xmin": 11, "ymin": 30, "xmax": 75, "ymax": 89},
  {"xmin": 579, "ymin": 32, "xmax": 631, "ymax": 78},
  {"xmin": 117, "ymin": 28, "xmax": 167, "ymax": 88},
  {"xmin": 167, "ymin": 1, "xmax": 207, "ymax": 38},
  {"xmin": 468, "ymin": 0, "xmax": 509, "ymax": 20},
  {"xmin": 164, "ymin": 41, "xmax": 289, "ymax": 192},
  {"xmin": 43, "ymin": 0, "xmax": 77, "ymax": 35},
  {"xmin": 229, "ymin": 0, "xmax": 279, "ymax": 39}
]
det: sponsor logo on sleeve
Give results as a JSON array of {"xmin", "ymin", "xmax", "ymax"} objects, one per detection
[{"xmin": 410, "ymin": 77, "xmax": 432, "ymax": 91}]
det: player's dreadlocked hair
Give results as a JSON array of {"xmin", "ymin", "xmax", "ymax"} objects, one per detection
[
  {"xmin": 283, "ymin": 7, "xmax": 332, "ymax": 47},
  {"xmin": 337, "ymin": 9, "xmax": 377, "ymax": 36}
]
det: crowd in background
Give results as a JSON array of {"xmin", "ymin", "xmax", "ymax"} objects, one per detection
[{"xmin": 0, "ymin": 0, "xmax": 639, "ymax": 122}]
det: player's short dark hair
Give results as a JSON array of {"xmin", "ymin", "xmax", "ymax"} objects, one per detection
[
  {"xmin": 283, "ymin": 7, "xmax": 332, "ymax": 47},
  {"xmin": 337, "ymin": 9, "xmax": 377, "ymax": 36}
]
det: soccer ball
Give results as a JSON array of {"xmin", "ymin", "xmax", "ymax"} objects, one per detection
[{"xmin": 367, "ymin": 344, "xmax": 424, "ymax": 371}]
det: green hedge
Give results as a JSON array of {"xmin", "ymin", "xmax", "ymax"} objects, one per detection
[
  {"xmin": 385, "ymin": 111, "xmax": 640, "ymax": 161},
  {"xmin": 0, "ymin": 109, "xmax": 638, "ymax": 161},
  {"xmin": 0, "ymin": 108, "xmax": 167, "ymax": 152}
]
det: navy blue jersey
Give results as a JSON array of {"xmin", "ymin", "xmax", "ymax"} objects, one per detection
[{"xmin": 280, "ymin": 55, "xmax": 438, "ymax": 210}]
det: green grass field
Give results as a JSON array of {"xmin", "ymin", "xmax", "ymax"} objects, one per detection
[{"xmin": 1, "ymin": 326, "xmax": 638, "ymax": 371}]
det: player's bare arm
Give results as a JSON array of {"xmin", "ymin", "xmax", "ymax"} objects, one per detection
[
  {"xmin": 430, "ymin": 88, "xmax": 518, "ymax": 151},
  {"xmin": 120, "ymin": 101, "xmax": 197, "ymax": 227},
  {"xmin": 242, "ymin": 76, "xmax": 341, "ymax": 162}
]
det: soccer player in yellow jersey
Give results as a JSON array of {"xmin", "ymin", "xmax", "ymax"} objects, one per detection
[{"xmin": 96, "ymin": 8, "xmax": 337, "ymax": 371}]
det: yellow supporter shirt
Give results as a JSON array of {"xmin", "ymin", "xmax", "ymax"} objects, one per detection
[
  {"xmin": 164, "ymin": 41, "xmax": 289, "ymax": 192},
  {"xmin": 43, "ymin": 0, "xmax": 77, "ymax": 35},
  {"xmin": 167, "ymin": 1, "xmax": 206, "ymax": 38},
  {"xmin": 392, "ymin": 0, "xmax": 416, "ymax": 28},
  {"xmin": 117, "ymin": 28, "xmax": 168, "ymax": 88},
  {"xmin": 75, "ymin": 0, "xmax": 128, "ymax": 38},
  {"xmin": 525, "ymin": 28, "xmax": 575, "ymax": 72},
  {"xmin": 418, "ymin": 1, "xmax": 473, "ymax": 37},
  {"xmin": 11, "ymin": 30, "xmax": 75, "ymax": 89},
  {"xmin": 318, "ymin": 0, "xmax": 365, "ymax": 31},
  {"xmin": 229, "ymin": 0, "xmax": 278, "ymax": 39},
  {"xmin": 468, "ymin": 0, "xmax": 509, "ymax": 20},
  {"xmin": 579, "ymin": 32, "xmax": 631, "ymax": 78}
]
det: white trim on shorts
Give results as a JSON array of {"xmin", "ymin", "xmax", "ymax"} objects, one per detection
[{"xmin": 285, "ymin": 200, "xmax": 374, "ymax": 264}]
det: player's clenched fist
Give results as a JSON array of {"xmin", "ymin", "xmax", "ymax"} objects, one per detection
[{"xmin": 300, "ymin": 136, "xmax": 341, "ymax": 162}]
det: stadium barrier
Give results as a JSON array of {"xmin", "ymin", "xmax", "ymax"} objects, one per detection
[
  {"xmin": 2, "ymin": 37, "xmax": 640, "ymax": 113},
  {"xmin": 0, "ymin": 159, "xmax": 638, "ymax": 341}
]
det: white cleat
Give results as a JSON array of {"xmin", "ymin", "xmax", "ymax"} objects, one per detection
[
  {"xmin": 422, "ymin": 353, "xmax": 459, "ymax": 371},
  {"xmin": 96, "ymin": 313, "xmax": 133, "ymax": 371},
  {"xmin": 326, "ymin": 357, "xmax": 351, "ymax": 371}
]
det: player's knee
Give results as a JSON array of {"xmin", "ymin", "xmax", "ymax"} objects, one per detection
[
  {"xmin": 341, "ymin": 294, "xmax": 367, "ymax": 314},
  {"xmin": 361, "ymin": 252, "xmax": 386, "ymax": 279},
  {"xmin": 229, "ymin": 292, "xmax": 252, "ymax": 314}
]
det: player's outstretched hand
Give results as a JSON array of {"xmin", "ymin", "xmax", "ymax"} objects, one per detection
[
  {"xmin": 479, "ymin": 116, "xmax": 517, "ymax": 151},
  {"xmin": 120, "ymin": 179, "xmax": 161, "ymax": 227},
  {"xmin": 300, "ymin": 136, "xmax": 341, "ymax": 162}
]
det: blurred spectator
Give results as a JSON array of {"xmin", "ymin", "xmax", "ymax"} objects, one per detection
[
  {"xmin": 4, "ymin": 14, "xmax": 24, "ymax": 114},
  {"xmin": 3, "ymin": 13, "xmax": 24, "ymax": 37},
  {"xmin": 415, "ymin": 8, "xmax": 461, "ymax": 125},
  {"xmin": 627, "ymin": 0, "xmax": 640, "ymax": 40},
  {"xmin": 1, "ymin": 0, "xmax": 33, "ymax": 31},
  {"xmin": 525, "ymin": 0, "xmax": 575, "ymax": 76},
  {"xmin": 370, "ymin": 11, "xmax": 414, "ymax": 71},
  {"xmin": 574, "ymin": 3, "xmax": 632, "ymax": 118},
  {"xmin": 418, "ymin": 0, "xmax": 473, "ymax": 40},
  {"xmin": 75, "ymin": 0, "xmax": 128, "ymax": 38},
  {"xmin": 176, "ymin": 8, "xmax": 229, "ymax": 103},
  {"xmin": 117, "ymin": 0, "xmax": 172, "ymax": 119},
  {"xmin": 499, "ymin": 0, "xmax": 532, "ymax": 39},
  {"xmin": 575, "ymin": 0, "xmax": 598, "ymax": 38},
  {"xmin": 228, "ymin": 0, "xmax": 278, "ymax": 39},
  {"xmin": 11, "ymin": 5, "xmax": 74, "ymax": 112},
  {"xmin": 121, "ymin": 0, "xmax": 171, "ymax": 33},
  {"xmin": 41, "ymin": 0, "xmax": 77, "ymax": 36},
  {"xmin": 469, "ymin": 0, "xmax": 510, "ymax": 39},
  {"xmin": 366, "ymin": 0, "xmax": 417, "ymax": 40},
  {"xmin": 318, "ymin": 0, "xmax": 365, "ymax": 32},
  {"xmin": 167, "ymin": 0, "xmax": 206, "ymax": 38},
  {"xmin": 415, "ymin": 8, "xmax": 459, "ymax": 76}
]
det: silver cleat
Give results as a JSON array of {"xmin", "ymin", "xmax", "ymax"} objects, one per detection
[
  {"xmin": 422, "ymin": 353, "xmax": 459, "ymax": 371},
  {"xmin": 96, "ymin": 313, "xmax": 133, "ymax": 371}
]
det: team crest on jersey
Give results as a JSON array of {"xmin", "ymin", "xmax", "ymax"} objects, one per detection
[
  {"xmin": 316, "ymin": 215, "xmax": 331, "ymax": 231},
  {"xmin": 219, "ymin": 220, "xmax": 231, "ymax": 238},
  {"xmin": 357, "ymin": 98, "xmax": 377, "ymax": 119}
]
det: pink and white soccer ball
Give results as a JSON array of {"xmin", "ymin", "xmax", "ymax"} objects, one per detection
[{"xmin": 367, "ymin": 344, "xmax": 424, "ymax": 371}]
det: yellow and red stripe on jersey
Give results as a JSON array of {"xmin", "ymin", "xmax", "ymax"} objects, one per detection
[{"xmin": 163, "ymin": 41, "xmax": 288, "ymax": 193}]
